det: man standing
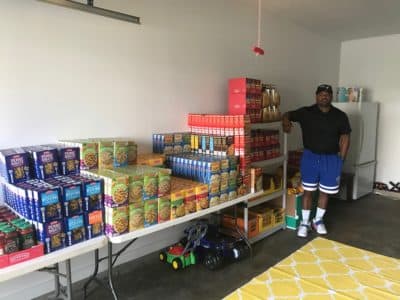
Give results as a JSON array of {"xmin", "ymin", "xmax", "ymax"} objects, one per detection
[{"xmin": 282, "ymin": 84, "xmax": 351, "ymax": 238}]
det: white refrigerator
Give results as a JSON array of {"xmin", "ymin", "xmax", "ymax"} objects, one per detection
[{"xmin": 334, "ymin": 102, "xmax": 379, "ymax": 200}]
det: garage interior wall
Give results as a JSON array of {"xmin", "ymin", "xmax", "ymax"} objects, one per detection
[
  {"xmin": 339, "ymin": 35, "xmax": 400, "ymax": 185},
  {"xmin": 0, "ymin": 0, "xmax": 340, "ymax": 299}
]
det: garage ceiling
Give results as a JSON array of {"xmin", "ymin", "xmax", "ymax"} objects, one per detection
[{"xmin": 263, "ymin": 0, "xmax": 400, "ymax": 41}]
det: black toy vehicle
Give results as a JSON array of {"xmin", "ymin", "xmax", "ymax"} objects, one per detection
[{"xmin": 194, "ymin": 224, "xmax": 250, "ymax": 270}]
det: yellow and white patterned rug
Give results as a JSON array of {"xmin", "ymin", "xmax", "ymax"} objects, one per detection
[{"xmin": 225, "ymin": 237, "xmax": 400, "ymax": 300}]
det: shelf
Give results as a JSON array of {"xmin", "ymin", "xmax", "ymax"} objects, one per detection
[
  {"xmin": 251, "ymin": 121, "xmax": 282, "ymax": 130},
  {"xmin": 0, "ymin": 236, "xmax": 107, "ymax": 282},
  {"xmin": 109, "ymin": 191, "xmax": 265, "ymax": 244},
  {"xmin": 249, "ymin": 223, "xmax": 285, "ymax": 244},
  {"xmin": 251, "ymin": 155, "xmax": 285, "ymax": 168},
  {"xmin": 246, "ymin": 189, "xmax": 284, "ymax": 208}
]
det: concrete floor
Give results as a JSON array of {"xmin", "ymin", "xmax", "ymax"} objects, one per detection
[{"xmin": 37, "ymin": 193, "xmax": 400, "ymax": 300}]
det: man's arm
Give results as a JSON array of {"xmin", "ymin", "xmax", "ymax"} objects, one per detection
[
  {"xmin": 339, "ymin": 134, "xmax": 350, "ymax": 161},
  {"xmin": 282, "ymin": 112, "xmax": 292, "ymax": 133}
]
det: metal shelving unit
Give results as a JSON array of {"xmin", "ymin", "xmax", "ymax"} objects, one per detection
[
  {"xmin": 247, "ymin": 189, "xmax": 285, "ymax": 208},
  {"xmin": 244, "ymin": 121, "xmax": 288, "ymax": 243},
  {"xmin": 251, "ymin": 155, "xmax": 285, "ymax": 168},
  {"xmin": 249, "ymin": 223, "xmax": 285, "ymax": 244}
]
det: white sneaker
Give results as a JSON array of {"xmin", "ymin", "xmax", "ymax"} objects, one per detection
[
  {"xmin": 313, "ymin": 219, "xmax": 328, "ymax": 235},
  {"xmin": 297, "ymin": 223, "xmax": 310, "ymax": 238}
]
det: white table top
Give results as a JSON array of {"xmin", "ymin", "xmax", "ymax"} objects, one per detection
[
  {"xmin": 109, "ymin": 191, "xmax": 264, "ymax": 244},
  {"xmin": 0, "ymin": 236, "xmax": 107, "ymax": 282}
]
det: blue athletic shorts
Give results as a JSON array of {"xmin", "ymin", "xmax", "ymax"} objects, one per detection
[{"xmin": 300, "ymin": 149, "xmax": 343, "ymax": 194}]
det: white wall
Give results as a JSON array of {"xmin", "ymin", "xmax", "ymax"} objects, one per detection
[
  {"xmin": 0, "ymin": 1, "xmax": 341, "ymax": 299},
  {"xmin": 339, "ymin": 35, "xmax": 400, "ymax": 185}
]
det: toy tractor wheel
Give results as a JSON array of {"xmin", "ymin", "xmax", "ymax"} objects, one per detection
[
  {"xmin": 172, "ymin": 258, "xmax": 183, "ymax": 270},
  {"xmin": 159, "ymin": 251, "xmax": 167, "ymax": 263},
  {"xmin": 204, "ymin": 252, "xmax": 223, "ymax": 270},
  {"xmin": 235, "ymin": 242, "xmax": 250, "ymax": 260}
]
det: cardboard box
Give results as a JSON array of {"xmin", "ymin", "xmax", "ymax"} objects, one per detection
[
  {"xmin": 0, "ymin": 243, "xmax": 44, "ymax": 268},
  {"xmin": 222, "ymin": 211, "xmax": 258, "ymax": 238}
]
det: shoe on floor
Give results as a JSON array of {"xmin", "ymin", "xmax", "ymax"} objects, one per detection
[
  {"xmin": 312, "ymin": 219, "xmax": 327, "ymax": 235},
  {"xmin": 297, "ymin": 223, "xmax": 310, "ymax": 238}
]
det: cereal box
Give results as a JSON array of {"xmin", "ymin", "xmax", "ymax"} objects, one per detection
[
  {"xmin": 220, "ymin": 190, "xmax": 229, "ymax": 203},
  {"xmin": 0, "ymin": 148, "xmax": 30, "ymax": 184},
  {"xmin": 64, "ymin": 214, "xmax": 86, "ymax": 246},
  {"xmin": 220, "ymin": 171, "xmax": 229, "ymax": 192},
  {"xmin": 127, "ymin": 173, "xmax": 144, "ymax": 204},
  {"xmin": 84, "ymin": 210, "xmax": 104, "ymax": 239},
  {"xmin": 157, "ymin": 168, "xmax": 171, "ymax": 197},
  {"xmin": 98, "ymin": 169, "xmax": 129, "ymax": 207},
  {"xmin": 60, "ymin": 140, "xmax": 98, "ymax": 170},
  {"xmin": 61, "ymin": 183, "xmax": 83, "ymax": 217},
  {"xmin": 24, "ymin": 146, "xmax": 60, "ymax": 180},
  {"xmin": 45, "ymin": 145, "xmax": 80, "ymax": 176},
  {"xmin": 137, "ymin": 153, "xmax": 166, "ymax": 167},
  {"xmin": 144, "ymin": 199, "xmax": 158, "ymax": 227},
  {"xmin": 184, "ymin": 187, "xmax": 196, "ymax": 214},
  {"xmin": 158, "ymin": 196, "xmax": 170, "ymax": 223},
  {"xmin": 195, "ymin": 184, "xmax": 209, "ymax": 211},
  {"xmin": 98, "ymin": 141, "xmax": 114, "ymax": 169},
  {"xmin": 127, "ymin": 141, "xmax": 137, "ymax": 165},
  {"xmin": 33, "ymin": 187, "xmax": 62, "ymax": 223},
  {"xmin": 36, "ymin": 220, "xmax": 65, "ymax": 253},
  {"xmin": 228, "ymin": 188, "xmax": 238, "ymax": 201},
  {"xmin": 105, "ymin": 205, "xmax": 128, "ymax": 237},
  {"xmin": 143, "ymin": 170, "xmax": 158, "ymax": 200},
  {"xmin": 73, "ymin": 174, "xmax": 104, "ymax": 212},
  {"xmin": 170, "ymin": 190, "xmax": 185, "ymax": 219},
  {"xmin": 209, "ymin": 192, "xmax": 220, "ymax": 207},
  {"xmin": 129, "ymin": 203, "xmax": 144, "ymax": 231},
  {"xmin": 113, "ymin": 141, "xmax": 129, "ymax": 168}
]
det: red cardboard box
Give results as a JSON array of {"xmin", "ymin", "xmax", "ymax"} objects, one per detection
[{"xmin": 0, "ymin": 243, "xmax": 44, "ymax": 268}]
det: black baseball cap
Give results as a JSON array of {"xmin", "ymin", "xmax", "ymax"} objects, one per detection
[{"xmin": 316, "ymin": 84, "xmax": 333, "ymax": 95}]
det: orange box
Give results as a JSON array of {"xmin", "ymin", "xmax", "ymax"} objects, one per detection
[{"xmin": 222, "ymin": 212, "xmax": 258, "ymax": 238}]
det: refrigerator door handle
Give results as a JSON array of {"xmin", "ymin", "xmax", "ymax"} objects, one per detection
[{"xmin": 359, "ymin": 116, "xmax": 365, "ymax": 160}]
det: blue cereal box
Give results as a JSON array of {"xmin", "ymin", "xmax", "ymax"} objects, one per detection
[
  {"xmin": 64, "ymin": 214, "xmax": 86, "ymax": 246},
  {"xmin": 33, "ymin": 187, "xmax": 62, "ymax": 223},
  {"xmin": 0, "ymin": 148, "xmax": 31, "ymax": 184},
  {"xmin": 73, "ymin": 175, "xmax": 104, "ymax": 212},
  {"xmin": 37, "ymin": 219, "xmax": 65, "ymax": 253},
  {"xmin": 58, "ymin": 147, "xmax": 80, "ymax": 175},
  {"xmin": 24, "ymin": 146, "xmax": 59, "ymax": 180},
  {"xmin": 61, "ymin": 183, "xmax": 83, "ymax": 217}
]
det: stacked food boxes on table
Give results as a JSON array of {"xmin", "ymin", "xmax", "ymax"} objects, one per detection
[
  {"xmin": 166, "ymin": 153, "xmax": 237, "ymax": 207},
  {"xmin": 152, "ymin": 132, "xmax": 191, "ymax": 155},
  {"xmin": 187, "ymin": 114, "xmax": 250, "ymax": 195},
  {"xmin": 0, "ymin": 146, "xmax": 106, "ymax": 267}
]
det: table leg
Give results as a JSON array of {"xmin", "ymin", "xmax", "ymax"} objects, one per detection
[
  {"xmin": 84, "ymin": 249, "xmax": 100, "ymax": 299},
  {"xmin": 65, "ymin": 259, "xmax": 73, "ymax": 300},
  {"xmin": 51, "ymin": 263, "xmax": 61, "ymax": 299},
  {"xmin": 108, "ymin": 242, "xmax": 118, "ymax": 300}
]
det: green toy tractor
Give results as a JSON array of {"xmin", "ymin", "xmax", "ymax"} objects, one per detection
[{"xmin": 159, "ymin": 222, "xmax": 208, "ymax": 270}]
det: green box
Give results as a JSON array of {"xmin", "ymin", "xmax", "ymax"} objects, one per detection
[
  {"xmin": 285, "ymin": 215, "xmax": 300, "ymax": 230},
  {"xmin": 285, "ymin": 191, "xmax": 319, "ymax": 230}
]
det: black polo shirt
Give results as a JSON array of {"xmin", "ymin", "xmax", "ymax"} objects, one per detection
[{"xmin": 289, "ymin": 104, "xmax": 351, "ymax": 154}]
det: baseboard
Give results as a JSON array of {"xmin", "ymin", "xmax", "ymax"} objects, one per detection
[{"xmin": 373, "ymin": 189, "xmax": 400, "ymax": 200}]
